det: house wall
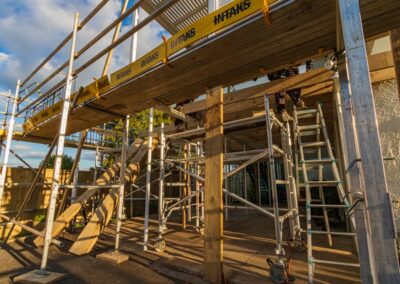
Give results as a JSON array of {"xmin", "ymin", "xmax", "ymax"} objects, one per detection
[{"xmin": 373, "ymin": 79, "xmax": 400, "ymax": 228}]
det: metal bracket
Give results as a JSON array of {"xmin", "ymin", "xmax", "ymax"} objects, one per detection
[
  {"xmin": 346, "ymin": 158, "xmax": 361, "ymax": 173},
  {"xmin": 346, "ymin": 157, "xmax": 396, "ymax": 173},
  {"xmin": 346, "ymin": 197, "xmax": 364, "ymax": 216}
]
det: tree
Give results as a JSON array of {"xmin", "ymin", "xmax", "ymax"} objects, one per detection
[
  {"xmin": 39, "ymin": 154, "xmax": 74, "ymax": 170},
  {"xmin": 102, "ymin": 109, "xmax": 172, "ymax": 167}
]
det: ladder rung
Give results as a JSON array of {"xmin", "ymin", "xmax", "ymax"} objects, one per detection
[
  {"xmin": 312, "ymin": 259, "xmax": 360, "ymax": 268},
  {"xmin": 309, "ymin": 180, "xmax": 339, "ymax": 185},
  {"xmin": 301, "ymin": 141, "xmax": 327, "ymax": 148},
  {"xmin": 296, "ymin": 109, "xmax": 318, "ymax": 116},
  {"xmin": 298, "ymin": 198, "xmax": 322, "ymax": 202},
  {"xmin": 165, "ymin": 182, "xmax": 188, "ymax": 187},
  {"xmin": 276, "ymin": 180, "xmax": 289, "ymax": 185},
  {"xmin": 299, "ymin": 130, "xmax": 317, "ymax": 136},
  {"xmin": 300, "ymin": 159, "xmax": 334, "ymax": 164},
  {"xmin": 296, "ymin": 166, "xmax": 322, "ymax": 171},
  {"xmin": 310, "ymin": 230, "xmax": 357, "ymax": 236},
  {"xmin": 298, "ymin": 125, "xmax": 321, "ymax": 132},
  {"xmin": 298, "ymin": 181, "xmax": 340, "ymax": 187},
  {"xmin": 299, "ymin": 214, "xmax": 324, "ymax": 219},
  {"xmin": 297, "ymin": 114, "xmax": 316, "ymax": 119},
  {"xmin": 308, "ymin": 204, "xmax": 349, "ymax": 208}
]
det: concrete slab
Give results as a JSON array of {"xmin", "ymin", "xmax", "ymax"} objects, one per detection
[
  {"xmin": 13, "ymin": 270, "xmax": 66, "ymax": 284},
  {"xmin": 96, "ymin": 251, "xmax": 129, "ymax": 264}
]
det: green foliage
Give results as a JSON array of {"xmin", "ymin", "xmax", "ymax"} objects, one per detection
[
  {"xmin": 39, "ymin": 154, "xmax": 74, "ymax": 170},
  {"xmin": 33, "ymin": 214, "xmax": 46, "ymax": 223},
  {"xmin": 102, "ymin": 109, "xmax": 172, "ymax": 167}
]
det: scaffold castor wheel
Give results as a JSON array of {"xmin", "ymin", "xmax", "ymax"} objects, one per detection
[
  {"xmin": 267, "ymin": 258, "xmax": 295, "ymax": 284},
  {"xmin": 154, "ymin": 240, "xmax": 166, "ymax": 253},
  {"xmin": 288, "ymin": 237, "xmax": 306, "ymax": 253},
  {"xmin": 198, "ymin": 227, "xmax": 204, "ymax": 235}
]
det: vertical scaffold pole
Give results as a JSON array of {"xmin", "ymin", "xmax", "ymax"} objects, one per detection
[
  {"xmin": 284, "ymin": 121, "xmax": 300, "ymax": 237},
  {"xmin": 200, "ymin": 141, "xmax": 205, "ymax": 225},
  {"xmin": 158, "ymin": 122, "xmax": 165, "ymax": 235},
  {"xmin": 0, "ymin": 94, "xmax": 11, "ymax": 158},
  {"xmin": 195, "ymin": 141, "xmax": 201, "ymax": 229},
  {"xmin": 338, "ymin": 0, "xmax": 400, "ymax": 281},
  {"xmin": 40, "ymin": 13, "xmax": 79, "ymax": 270},
  {"xmin": 187, "ymin": 143, "xmax": 192, "ymax": 222},
  {"xmin": 130, "ymin": 8, "xmax": 139, "ymax": 62},
  {"xmin": 264, "ymin": 96, "xmax": 283, "ymax": 257},
  {"xmin": 115, "ymin": 116, "xmax": 129, "ymax": 251},
  {"xmin": 94, "ymin": 145, "xmax": 99, "ymax": 182},
  {"xmin": 243, "ymin": 145, "xmax": 248, "ymax": 215},
  {"xmin": 224, "ymin": 138, "xmax": 229, "ymax": 221},
  {"xmin": 280, "ymin": 125, "xmax": 294, "ymax": 237},
  {"xmin": 0, "ymin": 81, "xmax": 20, "ymax": 210},
  {"xmin": 143, "ymin": 108, "xmax": 154, "ymax": 251},
  {"xmin": 182, "ymin": 144, "xmax": 188, "ymax": 229}
]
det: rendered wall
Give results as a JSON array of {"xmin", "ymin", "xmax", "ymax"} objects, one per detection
[{"xmin": 373, "ymin": 79, "xmax": 400, "ymax": 228}]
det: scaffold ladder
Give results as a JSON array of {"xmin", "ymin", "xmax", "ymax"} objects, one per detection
[{"xmin": 293, "ymin": 103, "xmax": 359, "ymax": 282}]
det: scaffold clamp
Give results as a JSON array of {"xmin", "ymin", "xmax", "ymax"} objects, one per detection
[{"xmin": 263, "ymin": 0, "xmax": 272, "ymax": 25}]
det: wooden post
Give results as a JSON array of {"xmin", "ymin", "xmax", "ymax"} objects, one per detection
[
  {"xmin": 204, "ymin": 86, "xmax": 224, "ymax": 284},
  {"xmin": 338, "ymin": 0, "xmax": 400, "ymax": 282},
  {"xmin": 390, "ymin": 28, "xmax": 400, "ymax": 97}
]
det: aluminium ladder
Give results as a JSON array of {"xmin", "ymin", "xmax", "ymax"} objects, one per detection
[{"xmin": 293, "ymin": 103, "xmax": 359, "ymax": 282}]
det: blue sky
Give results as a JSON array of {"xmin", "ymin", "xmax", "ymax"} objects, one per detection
[{"xmin": 0, "ymin": 0, "xmax": 166, "ymax": 169}]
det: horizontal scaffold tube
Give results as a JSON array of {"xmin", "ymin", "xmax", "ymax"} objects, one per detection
[
  {"xmin": 169, "ymin": 162, "xmax": 276, "ymax": 219},
  {"xmin": 0, "ymin": 214, "xmax": 63, "ymax": 247}
]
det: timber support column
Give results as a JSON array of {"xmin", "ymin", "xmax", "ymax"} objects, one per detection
[
  {"xmin": 204, "ymin": 86, "xmax": 224, "ymax": 283},
  {"xmin": 338, "ymin": 0, "xmax": 400, "ymax": 282}
]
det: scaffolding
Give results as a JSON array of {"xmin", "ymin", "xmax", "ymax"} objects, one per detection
[{"xmin": 0, "ymin": 0, "xmax": 399, "ymax": 283}]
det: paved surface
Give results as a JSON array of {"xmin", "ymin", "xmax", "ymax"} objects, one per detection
[{"xmin": 0, "ymin": 211, "xmax": 360, "ymax": 283}]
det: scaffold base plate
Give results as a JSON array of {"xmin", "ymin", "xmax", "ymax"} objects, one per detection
[
  {"xmin": 96, "ymin": 251, "xmax": 129, "ymax": 264},
  {"xmin": 13, "ymin": 270, "xmax": 66, "ymax": 284}
]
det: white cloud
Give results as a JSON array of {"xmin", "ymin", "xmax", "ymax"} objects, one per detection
[
  {"xmin": 0, "ymin": 0, "xmax": 120, "ymax": 91},
  {"xmin": 19, "ymin": 150, "xmax": 47, "ymax": 160},
  {"xmin": 12, "ymin": 144, "xmax": 33, "ymax": 151},
  {"xmin": 0, "ymin": 0, "xmax": 167, "ymax": 95},
  {"xmin": 0, "ymin": 52, "xmax": 10, "ymax": 63}
]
